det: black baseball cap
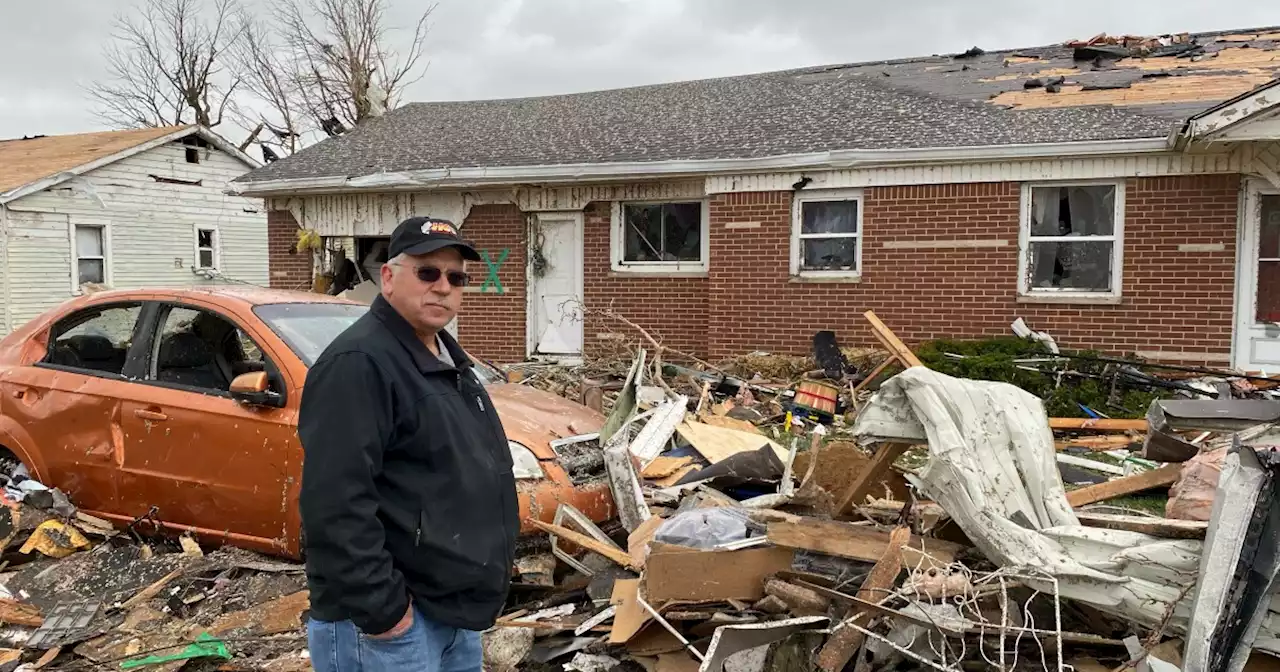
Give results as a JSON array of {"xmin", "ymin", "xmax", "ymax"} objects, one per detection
[{"xmin": 388, "ymin": 216, "xmax": 482, "ymax": 262}]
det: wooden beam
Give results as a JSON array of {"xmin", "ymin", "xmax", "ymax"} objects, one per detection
[
  {"xmin": 528, "ymin": 519, "xmax": 635, "ymax": 569},
  {"xmin": 1066, "ymin": 464, "xmax": 1182, "ymax": 507},
  {"xmin": 767, "ymin": 518, "xmax": 964, "ymax": 567},
  {"xmin": 863, "ymin": 311, "xmax": 923, "ymax": 368},
  {"xmin": 836, "ymin": 442, "xmax": 912, "ymax": 516},
  {"xmin": 1076, "ymin": 512, "xmax": 1206, "ymax": 539},
  {"xmin": 851, "ymin": 356, "xmax": 896, "ymax": 396},
  {"xmin": 817, "ymin": 525, "xmax": 910, "ymax": 672},
  {"xmin": 1049, "ymin": 418, "xmax": 1148, "ymax": 432}
]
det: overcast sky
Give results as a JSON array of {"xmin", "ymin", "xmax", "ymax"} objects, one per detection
[{"xmin": 1, "ymin": 0, "xmax": 1278, "ymax": 141}]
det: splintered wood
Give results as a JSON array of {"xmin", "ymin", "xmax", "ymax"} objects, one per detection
[{"xmin": 817, "ymin": 525, "xmax": 911, "ymax": 672}]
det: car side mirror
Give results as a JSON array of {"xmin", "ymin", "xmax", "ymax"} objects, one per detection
[{"xmin": 230, "ymin": 371, "xmax": 285, "ymax": 408}]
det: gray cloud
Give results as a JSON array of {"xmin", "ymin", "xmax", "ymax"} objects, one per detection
[{"xmin": 2, "ymin": 0, "xmax": 1277, "ymax": 140}]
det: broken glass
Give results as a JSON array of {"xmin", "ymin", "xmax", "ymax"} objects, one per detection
[
  {"xmin": 802, "ymin": 238, "xmax": 857, "ymax": 271},
  {"xmin": 1027, "ymin": 240, "xmax": 1113, "ymax": 291},
  {"xmin": 622, "ymin": 202, "xmax": 701, "ymax": 263},
  {"xmin": 1030, "ymin": 185, "xmax": 1115, "ymax": 236}
]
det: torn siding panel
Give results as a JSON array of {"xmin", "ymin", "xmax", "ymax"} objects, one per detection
[
  {"xmin": 276, "ymin": 181, "xmax": 705, "ymax": 237},
  {"xmin": 5, "ymin": 211, "xmax": 71, "ymax": 330},
  {"xmin": 5, "ymin": 141, "xmax": 266, "ymax": 301},
  {"xmin": 0, "ymin": 205, "xmax": 8, "ymax": 333},
  {"xmin": 704, "ymin": 151, "xmax": 1244, "ymax": 193}
]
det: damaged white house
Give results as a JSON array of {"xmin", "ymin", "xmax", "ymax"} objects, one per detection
[{"xmin": 0, "ymin": 126, "xmax": 267, "ymax": 334}]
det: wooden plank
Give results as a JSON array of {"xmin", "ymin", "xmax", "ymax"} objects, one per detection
[
  {"xmin": 851, "ymin": 357, "xmax": 895, "ymax": 396},
  {"xmin": 1075, "ymin": 512, "xmax": 1207, "ymax": 539},
  {"xmin": 836, "ymin": 443, "xmax": 911, "ymax": 516},
  {"xmin": 0, "ymin": 598, "xmax": 43, "ymax": 627},
  {"xmin": 642, "ymin": 456, "xmax": 695, "ymax": 479},
  {"xmin": 119, "ymin": 567, "xmax": 187, "ymax": 612},
  {"xmin": 863, "ymin": 311, "xmax": 923, "ymax": 368},
  {"xmin": 528, "ymin": 519, "xmax": 635, "ymax": 569},
  {"xmin": 676, "ymin": 421, "xmax": 787, "ymax": 464},
  {"xmin": 817, "ymin": 525, "xmax": 910, "ymax": 672},
  {"xmin": 1066, "ymin": 464, "xmax": 1182, "ymax": 507},
  {"xmin": 767, "ymin": 518, "xmax": 964, "ymax": 568},
  {"xmin": 1050, "ymin": 418, "xmax": 1148, "ymax": 432},
  {"xmin": 644, "ymin": 547, "xmax": 794, "ymax": 602},
  {"xmin": 1055, "ymin": 435, "xmax": 1139, "ymax": 451}
]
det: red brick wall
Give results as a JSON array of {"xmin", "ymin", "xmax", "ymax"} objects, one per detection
[
  {"xmin": 582, "ymin": 202, "xmax": 709, "ymax": 359},
  {"xmin": 267, "ymin": 210, "xmax": 313, "ymax": 291},
  {"xmin": 457, "ymin": 204, "xmax": 526, "ymax": 363},
  {"xmin": 705, "ymin": 176, "xmax": 1239, "ymax": 364}
]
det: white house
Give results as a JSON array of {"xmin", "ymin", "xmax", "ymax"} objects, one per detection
[{"xmin": 0, "ymin": 126, "xmax": 267, "ymax": 334}]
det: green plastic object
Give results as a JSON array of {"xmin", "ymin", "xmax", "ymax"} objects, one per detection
[{"xmin": 120, "ymin": 633, "xmax": 231, "ymax": 669}]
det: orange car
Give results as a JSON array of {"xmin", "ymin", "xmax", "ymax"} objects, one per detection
[{"xmin": 0, "ymin": 287, "xmax": 614, "ymax": 558}]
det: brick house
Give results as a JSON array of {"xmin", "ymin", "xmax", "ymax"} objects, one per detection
[{"xmin": 236, "ymin": 28, "xmax": 1280, "ymax": 369}]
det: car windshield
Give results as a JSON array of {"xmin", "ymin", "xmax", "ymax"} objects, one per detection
[{"xmin": 253, "ymin": 302, "xmax": 502, "ymax": 384}]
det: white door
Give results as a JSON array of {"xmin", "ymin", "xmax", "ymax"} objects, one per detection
[
  {"xmin": 527, "ymin": 212, "xmax": 585, "ymax": 358},
  {"xmin": 1234, "ymin": 184, "xmax": 1280, "ymax": 372}
]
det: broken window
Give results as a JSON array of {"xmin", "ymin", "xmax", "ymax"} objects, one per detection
[
  {"xmin": 150, "ymin": 305, "xmax": 269, "ymax": 393},
  {"xmin": 617, "ymin": 202, "xmax": 704, "ymax": 269},
  {"xmin": 74, "ymin": 225, "xmax": 106, "ymax": 286},
  {"xmin": 46, "ymin": 304, "xmax": 142, "ymax": 375},
  {"xmin": 1024, "ymin": 184, "xmax": 1121, "ymax": 294},
  {"xmin": 196, "ymin": 228, "xmax": 218, "ymax": 269},
  {"xmin": 1257, "ymin": 195, "xmax": 1280, "ymax": 323},
  {"xmin": 793, "ymin": 192, "xmax": 861, "ymax": 274}
]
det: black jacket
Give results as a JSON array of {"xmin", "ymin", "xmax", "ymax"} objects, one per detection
[{"xmin": 298, "ymin": 296, "xmax": 518, "ymax": 634}]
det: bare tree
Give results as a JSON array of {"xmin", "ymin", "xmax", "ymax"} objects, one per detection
[
  {"xmin": 229, "ymin": 13, "xmax": 306, "ymax": 154},
  {"xmin": 273, "ymin": 0, "xmax": 433, "ymax": 137},
  {"xmin": 88, "ymin": 0, "xmax": 243, "ymax": 128}
]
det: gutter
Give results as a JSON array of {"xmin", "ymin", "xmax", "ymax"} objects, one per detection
[{"xmin": 231, "ymin": 137, "xmax": 1174, "ymax": 197}]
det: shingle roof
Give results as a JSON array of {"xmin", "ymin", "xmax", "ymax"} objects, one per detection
[
  {"xmin": 0, "ymin": 126, "xmax": 193, "ymax": 195},
  {"xmin": 239, "ymin": 27, "xmax": 1280, "ymax": 185}
]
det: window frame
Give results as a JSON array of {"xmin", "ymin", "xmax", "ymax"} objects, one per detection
[
  {"xmin": 790, "ymin": 188, "xmax": 864, "ymax": 279},
  {"xmin": 610, "ymin": 200, "xmax": 710, "ymax": 274},
  {"xmin": 38, "ymin": 301, "xmax": 150, "ymax": 381},
  {"xmin": 1018, "ymin": 180, "xmax": 1126, "ymax": 302},
  {"xmin": 69, "ymin": 221, "xmax": 112, "ymax": 293},
  {"xmin": 194, "ymin": 225, "xmax": 221, "ymax": 270},
  {"xmin": 142, "ymin": 301, "xmax": 287, "ymax": 402}
]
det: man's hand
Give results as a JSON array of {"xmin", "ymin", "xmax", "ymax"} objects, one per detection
[{"xmin": 368, "ymin": 604, "xmax": 414, "ymax": 640}]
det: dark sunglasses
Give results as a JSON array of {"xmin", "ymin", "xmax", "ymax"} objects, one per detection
[{"xmin": 410, "ymin": 265, "xmax": 470, "ymax": 288}]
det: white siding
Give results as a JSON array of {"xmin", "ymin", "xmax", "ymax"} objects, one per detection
[
  {"xmin": 704, "ymin": 149, "xmax": 1247, "ymax": 193},
  {"xmin": 5, "ymin": 210, "xmax": 71, "ymax": 330},
  {"xmin": 3, "ymin": 140, "xmax": 265, "ymax": 333}
]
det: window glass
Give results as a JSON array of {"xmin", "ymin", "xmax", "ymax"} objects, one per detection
[
  {"xmin": 801, "ymin": 201, "xmax": 859, "ymax": 235},
  {"xmin": 1025, "ymin": 185, "xmax": 1119, "ymax": 293},
  {"xmin": 151, "ymin": 306, "xmax": 267, "ymax": 393},
  {"xmin": 75, "ymin": 226, "xmax": 106, "ymax": 285},
  {"xmin": 798, "ymin": 199, "xmax": 859, "ymax": 273},
  {"xmin": 621, "ymin": 202, "xmax": 702, "ymax": 263},
  {"xmin": 47, "ymin": 304, "xmax": 141, "ymax": 375},
  {"xmin": 197, "ymin": 229, "xmax": 217, "ymax": 269},
  {"xmin": 254, "ymin": 303, "xmax": 366, "ymax": 367}
]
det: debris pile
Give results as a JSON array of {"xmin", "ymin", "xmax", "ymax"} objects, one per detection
[
  {"xmin": 498, "ymin": 311, "xmax": 1280, "ymax": 672},
  {"xmin": 0, "ymin": 478, "xmax": 313, "ymax": 670}
]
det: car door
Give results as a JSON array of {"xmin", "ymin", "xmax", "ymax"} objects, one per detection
[
  {"xmin": 0, "ymin": 302, "xmax": 150, "ymax": 515},
  {"xmin": 116, "ymin": 299, "xmax": 300, "ymax": 554}
]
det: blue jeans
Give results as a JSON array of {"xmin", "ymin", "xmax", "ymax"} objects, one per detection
[{"xmin": 307, "ymin": 607, "xmax": 482, "ymax": 672}]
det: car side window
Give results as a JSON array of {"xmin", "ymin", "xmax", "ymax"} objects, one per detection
[
  {"xmin": 149, "ymin": 306, "xmax": 269, "ymax": 394},
  {"xmin": 46, "ymin": 304, "xmax": 143, "ymax": 376}
]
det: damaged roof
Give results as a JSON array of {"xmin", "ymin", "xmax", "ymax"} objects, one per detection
[
  {"xmin": 238, "ymin": 26, "xmax": 1280, "ymax": 185},
  {"xmin": 0, "ymin": 126, "xmax": 191, "ymax": 195}
]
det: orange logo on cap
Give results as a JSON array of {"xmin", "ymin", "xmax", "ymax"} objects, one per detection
[{"xmin": 422, "ymin": 221, "xmax": 457, "ymax": 236}]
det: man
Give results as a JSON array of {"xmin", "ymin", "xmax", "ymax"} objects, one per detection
[{"xmin": 298, "ymin": 216, "xmax": 518, "ymax": 672}]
